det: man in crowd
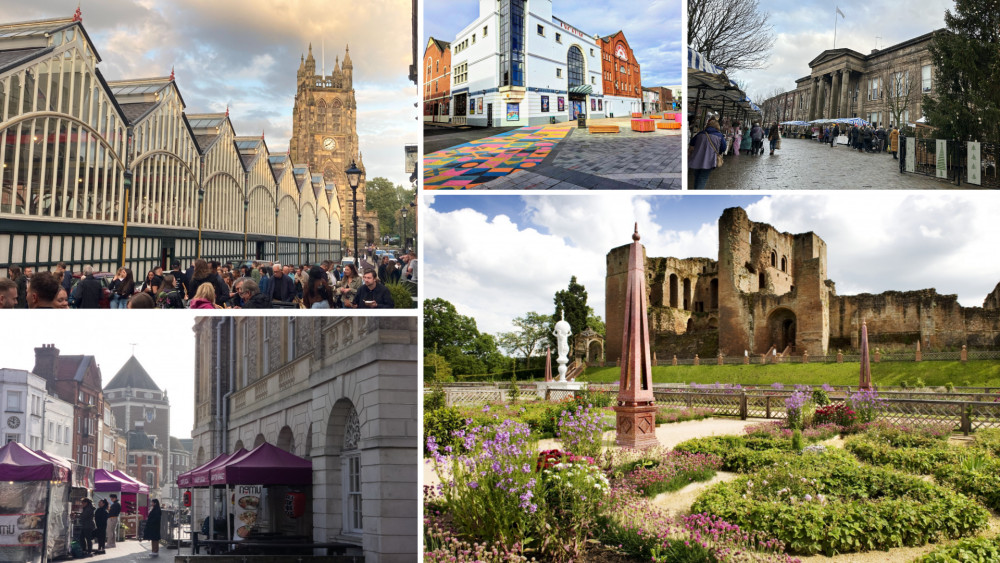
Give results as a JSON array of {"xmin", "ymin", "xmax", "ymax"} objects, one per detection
[
  {"xmin": 74, "ymin": 265, "xmax": 104, "ymax": 309},
  {"xmin": 268, "ymin": 262, "xmax": 296, "ymax": 303},
  {"xmin": 27, "ymin": 271, "xmax": 60, "ymax": 308},
  {"xmin": 403, "ymin": 250, "xmax": 418, "ymax": 283},
  {"xmin": 0, "ymin": 278, "xmax": 17, "ymax": 309},
  {"xmin": 168, "ymin": 260, "xmax": 191, "ymax": 299},
  {"xmin": 53, "ymin": 262, "xmax": 74, "ymax": 292},
  {"xmin": 352, "ymin": 268, "xmax": 394, "ymax": 308},
  {"xmin": 238, "ymin": 279, "xmax": 272, "ymax": 309}
]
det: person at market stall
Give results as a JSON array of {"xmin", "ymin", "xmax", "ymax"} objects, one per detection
[
  {"xmin": 143, "ymin": 499, "xmax": 162, "ymax": 557},
  {"xmin": 107, "ymin": 494, "xmax": 121, "ymax": 548},
  {"xmin": 79, "ymin": 498, "xmax": 96, "ymax": 555},
  {"xmin": 94, "ymin": 499, "xmax": 109, "ymax": 554}
]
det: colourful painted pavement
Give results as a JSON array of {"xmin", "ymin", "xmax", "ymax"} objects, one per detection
[{"xmin": 423, "ymin": 125, "xmax": 572, "ymax": 189}]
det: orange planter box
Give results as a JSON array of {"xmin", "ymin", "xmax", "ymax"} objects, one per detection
[
  {"xmin": 631, "ymin": 112, "xmax": 643, "ymax": 118},
  {"xmin": 657, "ymin": 122, "xmax": 681, "ymax": 130},
  {"xmin": 650, "ymin": 114, "xmax": 662, "ymax": 119},
  {"xmin": 631, "ymin": 119, "xmax": 655, "ymax": 132}
]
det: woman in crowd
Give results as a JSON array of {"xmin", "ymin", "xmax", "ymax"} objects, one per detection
[
  {"xmin": 688, "ymin": 118, "xmax": 727, "ymax": 190},
  {"xmin": 128, "ymin": 293, "xmax": 156, "ymax": 309},
  {"xmin": 109, "ymin": 268, "xmax": 134, "ymax": 309},
  {"xmin": 156, "ymin": 274, "xmax": 185, "ymax": 309},
  {"xmin": 79, "ymin": 498, "xmax": 96, "ymax": 555},
  {"xmin": 94, "ymin": 498, "xmax": 109, "ymax": 554},
  {"xmin": 302, "ymin": 265, "xmax": 336, "ymax": 309},
  {"xmin": 335, "ymin": 263, "xmax": 362, "ymax": 308},
  {"xmin": 140, "ymin": 267, "xmax": 162, "ymax": 295},
  {"xmin": 189, "ymin": 259, "xmax": 229, "ymax": 307},
  {"xmin": 143, "ymin": 499, "xmax": 162, "ymax": 557},
  {"xmin": 188, "ymin": 283, "xmax": 218, "ymax": 309}
]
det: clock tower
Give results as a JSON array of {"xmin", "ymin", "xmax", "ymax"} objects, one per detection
[{"xmin": 289, "ymin": 43, "xmax": 379, "ymax": 248}]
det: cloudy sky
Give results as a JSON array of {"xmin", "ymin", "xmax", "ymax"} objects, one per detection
[
  {"xmin": 733, "ymin": 0, "xmax": 952, "ymax": 102},
  {"xmin": 1, "ymin": 312, "xmax": 196, "ymax": 439},
  {"xmin": 425, "ymin": 192, "xmax": 1000, "ymax": 337},
  {"xmin": 424, "ymin": 0, "xmax": 683, "ymax": 86},
  {"xmin": 7, "ymin": 0, "xmax": 418, "ymax": 188}
]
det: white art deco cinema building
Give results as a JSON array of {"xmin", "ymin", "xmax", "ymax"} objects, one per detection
[{"xmin": 449, "ymin": 0, "xmax": 609, "ymax": 127}]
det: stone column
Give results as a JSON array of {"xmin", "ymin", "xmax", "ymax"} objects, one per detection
[
  {"xmin": 816, "ymin": 78, "xmax": 826, "ymax": 119},
  {"xmin": 808, "ymin": 77, "xmax": 818, "ymax": 120},
  {"xmin": 839, "ymin": 69, "xmax": 851, "ymax": 117},
  {"xmin": 830, "ymin": 72, "xmax": 841, "ymax": 118}
]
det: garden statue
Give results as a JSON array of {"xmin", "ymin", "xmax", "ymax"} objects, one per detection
[{"xmin": 553, "ymin": 312, "xmax": 571, "ymax": 381}]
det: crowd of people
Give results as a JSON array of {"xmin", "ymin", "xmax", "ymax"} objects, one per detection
[
  {"xmin": 813, "ymin": 123, "xmax": 900, "ymax": 158},
  {"xmin": 0, "ymin": 250, "xmax": 417, "ymax": 310},
  {"xmin": 689, "ymin": 117, "xmax": 783, "ymax": 189},
  {"xmin": 75, "ymin": 494, "xmax": 149, "ymax": 557}
]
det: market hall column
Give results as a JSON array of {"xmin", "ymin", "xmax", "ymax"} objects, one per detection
[
  {"xmin": 808, "ymin": 76, "xmax": 819, "ymax": 121},
  {"xmin": 829, "ymin": 71, "xmax": 841, "ymax": 119},
  {"xmin": 839, "ymin": 69, "xmax": 851, "ymax": 117}
]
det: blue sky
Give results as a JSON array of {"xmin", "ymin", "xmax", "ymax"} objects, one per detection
[
  {"xmin": 735, "ymin": 0, "xmax": 952, "ymax": 102},
  {"xmin": 424, "ymin": 193, "xmax": 1000, "ymax": 337},
  {"xmin": 7, "ymin": 0, "xmax": 417, "ymax": 189},
  {"xmin": 424, "ymin": 0, "xmax": 683, "ymax": 86}
]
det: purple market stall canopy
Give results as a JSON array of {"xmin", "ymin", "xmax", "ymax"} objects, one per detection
[
  {"xmin": 0, "ymin": 441, "xmax": 70, "ymax": 482},
  {"xmin": 210, "ymin": 442, "xmax": 312, "ymax": 485},
  {"xmin": 182, "ymin": 449, "xmax": 248, "ymax": 488},
  {"xmin": 112, "ymin": 470, "xmax": 150, "ymax": 494}
]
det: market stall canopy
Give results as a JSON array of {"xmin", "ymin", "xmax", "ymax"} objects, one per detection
[
  {"xmin": 210, "ymin": 442, "xmax": 312, "ymax": 486},
  {"xmin": 94, "ymin": 469, "xmax": 140, "ymax": 493},
  {"xmin": 687, "ymin": 47, "xmax": 760, "ymax": 118},
  {"xmin": 184, "ymin": 448, "xmax": 248, "ymax": 488},
  {"xmin": 112, "ymin": 470, "xmax": 150, "ymax": 494},
  {"xmin": 0, "ymin": 442, "xmax": 71, "ymax": 481}
]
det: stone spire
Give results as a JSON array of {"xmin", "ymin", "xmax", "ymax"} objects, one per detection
[
  {"xmin": 613, "ymin": 223, "xmax": 658, "ymax": 448},
  {"xmin": 304, "ymin": 43, "xmax": 316, "ymax": 75},
  {"xmin": 342, "ymin": 44, "xmax": 352, "ymax": 69}
]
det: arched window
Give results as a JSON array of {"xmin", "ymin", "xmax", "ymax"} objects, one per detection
[
  {"xmin": 342, "ymin": 407, "xmax": 362, "ymax": 534},
  {"xmin": 759, "ymin": 272, "xmax": 766, "ymax": 290},
  {"xmin": 781, "ymin": 256, "xmax": 787, "ymax": 272},
  {"xmin": 770, "ymin": 251, "xmax": 776, "ymax": 267},
  {"xmin": 567, "ymin": 46, "xmax": 584, "ymax": 88}
]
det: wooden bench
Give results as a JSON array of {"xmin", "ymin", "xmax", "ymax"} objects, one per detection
[
  {"xmin": 657, "ymin": 122, "xmax": 682, "ymax": 129},
  {"xmin": 631, "ymin": 112, "xmax": 643, "ymax": 118},
  {"xmin": 631, "ymin": 119, "xmax": 655, "ymax": 132},
  {"xmin": 588, "ymin": 125, "xmax": 620, "ymax": 134},
  {"xmin": 650, "ymin": 115, "xmax": 662, "ymax": 120}
]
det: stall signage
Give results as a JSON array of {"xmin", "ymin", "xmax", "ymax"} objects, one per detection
[
  {"xmin": 936, "ymin": 139, "xmax": 947, "ymax": 178},
  {"xmin": 0, "ymin": 513, "xmax": 45, "ymax": 546},
  {"xmin": 232, "ymin": 485, "xmax": 262, "ymax": 541},
  {"xmin": 967, "ymin": 141, "xmax": 981, "ymax": 185},
  {"xmin": 905, "ymin": 138, "xmax": 915, "ymax": 172}
]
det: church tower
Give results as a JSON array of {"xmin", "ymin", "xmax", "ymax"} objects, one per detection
[{"xmin": 289, "ymin": 43, "xmax": 379, "ymax": 249}]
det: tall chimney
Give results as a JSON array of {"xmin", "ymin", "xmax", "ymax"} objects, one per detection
[{"xmin": 33, "ymin": 344, "xmax": 60, "ymax": 385}]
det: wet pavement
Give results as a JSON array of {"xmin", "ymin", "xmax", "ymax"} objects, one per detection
[
  {"xmin": 695, "ymin": 137, "xmax": 962, "ymax": 190},
  {"xmin": 425, "ymin": 117, "xmax": 682, "ymax": 190}
]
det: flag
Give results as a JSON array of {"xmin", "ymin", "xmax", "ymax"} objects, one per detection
[{"xmin": 836, "ymin": 6, "xmax": 846, "ymax": 18}]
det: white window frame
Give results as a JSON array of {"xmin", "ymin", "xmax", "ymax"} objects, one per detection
[
  {"xmin": 342, "ymin": 453, "xmax": 363, "ymax": 534},
  {"xmin": 921, "ymin": 64, "xmax": 932, "ymax": 93},
  {"xmin": 286, "ymin": 318, "xmax": 296, "ymax": 362},
  {"xmin": 7, "ymin": 391, "xmax": 21, "ymax": 412},
  {"xmin": 537, "ymin": 24, "xmax": 545, "ymax": 37},
  {"xmin": 556, "ymin": 68, "xmax": 562, "ymax": 78}
]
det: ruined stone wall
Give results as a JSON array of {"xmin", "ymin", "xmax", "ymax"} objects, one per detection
[
  {"xmin": 717, "ymin": 208, "xmax": 755, "ymax": 356},
  {"xmin": 984, "ymin": 282, "xmax": 1000, "ymax": 310}
]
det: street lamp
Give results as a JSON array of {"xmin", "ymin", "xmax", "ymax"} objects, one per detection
[
  {"xmin": 345, "ymin": 160, "xmax": 362, "ymax": 261},
  {"xmin": 400, "ymin": 207, "xmax": 408, "ymax": 254},
  {"xmin": 243, "ymin": 199, "xmax": 249, "ymax": 262},
  {"xmin": 274, "ymin": 207, "xmax": 280, "ymax": 263},
  {"xmin": 196, "ymin": 188, "xmax": 206, "ymax": 259}
]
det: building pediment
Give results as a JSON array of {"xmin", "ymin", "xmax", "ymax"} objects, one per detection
[{"xmin": 808, "ymin": 48, "xmax": 865, "ymax": 70}]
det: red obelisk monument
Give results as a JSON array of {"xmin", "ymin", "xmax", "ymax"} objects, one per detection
[{"xmin": 613, "ymin": 224, "xmax": 658, "ymax": 448}]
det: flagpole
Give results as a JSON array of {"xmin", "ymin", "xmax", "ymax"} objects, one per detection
[{"xmin": 834, "ymin": 7, "xmax": 838, "ymax": 48}]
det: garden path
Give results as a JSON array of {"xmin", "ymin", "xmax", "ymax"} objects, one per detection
[{"xmin": 649, "ymin": 471, "xmax": 739, "ymax": 518}]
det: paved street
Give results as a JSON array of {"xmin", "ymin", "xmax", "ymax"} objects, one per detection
[
  {"xmin": 424, "ymin": 124, "xmax": 522, "ymax": 154},
  {"xmin": 425, "ymin": 117, "xmax": 682, "ymax": 190},
  {"xmin": 696, "ymin": 137, "xmax": 963, "ymax": 190},
  {"xmin": 68, "ymin": 539, "xmax": 189, "ymax": 562}
]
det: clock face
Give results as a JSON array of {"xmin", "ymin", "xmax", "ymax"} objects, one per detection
[
  {"xmin": 615, "ymin": 44, "xmax": 628, "ymax": 61},
  {"xmin": 7, "ymin": 416, "xmax": 19, "ymax": 429},
  {"xmin": 323, "ymin": 137, "xmax": 337, "ymax": 151}
]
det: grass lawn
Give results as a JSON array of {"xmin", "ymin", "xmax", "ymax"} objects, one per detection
[{"xmin": 578, "ymin": 361, "xmax": 1000, "ymax": 388}]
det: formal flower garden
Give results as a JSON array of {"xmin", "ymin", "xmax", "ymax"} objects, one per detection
[{"xmin": 423, "ymin": 386, "xmax": 1000, "ymax": 562}]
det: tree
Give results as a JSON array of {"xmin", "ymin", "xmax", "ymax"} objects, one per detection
[
  {"xmin": 869, "ymin": 54, "xmax": 916, "ymax": 128},
  {"xmin": 586, "ymin": 309, "xmax": 606, "ymax": 337},
  {"xmin": 422, "ymin": 298, "xmax": 507, "ymax": 378},
  {"xmin": 365, "ymin": 177, "xmax": 416, "ymax": 237},
  {"xmin": 689, "ymin": 0, "xmax": 775, "ymax": 72},
  {"xmin": 424, "ymin": 352, "xmax": 453, "ymax": 382},
  {"xmin": 921, "ymin": 2, "xmax": 1000, "ymax": 142},
  {"xmin": 497, "ymin": 312, "xmax": 550, "ymax": 367},
  {"xmin": 550, "ymin": 277, "xmax": 589, "ymax": 349}
]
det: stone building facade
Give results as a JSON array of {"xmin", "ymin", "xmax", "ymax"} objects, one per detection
[
  {"xmin": 289, "ymin": 44, "xmax": 379, "ymax": 249},
  {"xmin": 606, "ymin": 207, "xmax": 1000, "ymax": 361},
  {"xmin": 31, "ymin": 345, "xmax": 104, "ymax": 470},
  {"xmin": 761, "ymin": 30, "xmax": 940, "ymax": 127},
  {"xmin": 599, "ymin": 31, "xmax": 642, "ymax": 117},
  {"xmin": 191, "ymin": 317, "xmax": 417, "ymax": 563}
]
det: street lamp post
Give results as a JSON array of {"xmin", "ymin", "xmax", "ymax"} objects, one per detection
[
  {"xmin": 274, "ymin": 207, "xmax": 280, "ymax": 263},
  {"xmin": 345, "ymin": 161, "xmax": 362, "ymax": 262},
  {"xmin": 400, "ymin": 207, "xmax": 408, "ymax": 254},
  {"xmin": 243, "ymin": 199, "xmax": 249, "ymax": 262},
  {"xmin": 196, "ymin": 188, "xmax": 206, "ymax": 259}
]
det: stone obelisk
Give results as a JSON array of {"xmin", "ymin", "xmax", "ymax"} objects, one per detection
[{"xmin": 613, "ymin": 223, "xmax": 659, "ymax": 448}]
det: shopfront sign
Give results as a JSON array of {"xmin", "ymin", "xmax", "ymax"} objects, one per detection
[{"xmin": 232, "ymin": 485, "xmax": 262, "ymax": 541}]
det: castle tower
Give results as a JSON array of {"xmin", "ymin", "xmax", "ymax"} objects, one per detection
[{"xmin": 289, "ymin": 44, "xmax": 378, "ymax": 248}]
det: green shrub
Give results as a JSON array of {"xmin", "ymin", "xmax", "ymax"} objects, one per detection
[
  {"xmin": 791, "ymin": 429, "xmax": 803, "ymax": 451},
  {"xmin": 916, "ymin": 535, "xmax": 1000, "ymax": 562},
  {"xmin": 844, "ymin": 436, "xmax": 962, "ymax": 474},
  {"xmin": 423, "ymin": 407, "xmax": 467, "ymax": 455},
  {"xmin": 861, "ymin": 420, "xmax": 953, "ymax": 448},
  {"xmin": 384, "ymin": 281, "xmax": 417, "ymax": 308},
  {"xmin": 424, "ymin": 383, "xmax": 446, "ymax": 411},
  {"xmin": 811, "ymin": 388, "xmax": 830, "ymax": 406},
  {"xmin": 973, "ymin": 428, "xmax": 1000, "ymax": 456},
  {"xmin": 934, "ymin": 456, "xmax": 1000, "ymax": 511},
  {"xmin": 945, "ymin": 382, "xmax": 955, "ymax": 393},
  {"xmin": 692, "ymin": 457, "xmax": 989, "ymax": 555}
]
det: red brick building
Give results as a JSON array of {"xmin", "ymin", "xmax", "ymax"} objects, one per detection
[
  {"xmin": 126, "ymin": 430, "xmax": 162, "ymax": 493},
  {"xmin": 600, "ymin": 31, "xmax": 642, "ymax": 107},
  {"xmin": 423, "ymin": 37, "xmax": 451, "ymax": 122},
  {"xmin": 32, "ymin": 345, "xmax": 104, "ymax": 471}
]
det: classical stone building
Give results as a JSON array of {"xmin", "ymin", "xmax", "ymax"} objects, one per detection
[
  {"xmin": 191, "ymin": 317, "xmax": 417, "ymax": 563},
  {"xmin": 760, "ymin": 30, "xmax": 940, "ymax": 127},
  {"xmin": 289, "ymin": 44, "xmax": 379, "ymax": 249},
  {"xmin": 606, "ymin": 207, "xmax": 1000, "ymax": 361}
]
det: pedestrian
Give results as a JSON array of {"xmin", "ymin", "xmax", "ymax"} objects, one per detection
[
  {"xmin": 140, "ymin": 267, "xmax": 163, "ymax": 296},
  {"xmin": 74, "ymin": 265, "xmax": 103, "ymax": 309},
  {"xmin": 351, "ymin": 268, "xmax": 395, "ymax": 309},
  {"xmin": 258, "ymin": 265, "xmax": 272, "ymax": 296},
  {"xmin": 0, "ymin": 278, "xmax": 16, "ymax": 309},
  {"xmin": 54, "ymin": 287, "xmax": 70, "ymax": 309},
  {"xmin": 302, "ymin": 266, "xmax": 335, "ymax": 309},
  {"xmin": 768, "ymin": 122, "xmax": 781, "ymax": 155},
  {"xmin": 731, "ymin": 121, "xmax": 742, "ymax": 158},
  {"xmin": 403, "ymin": 251, "xmax": 418, "ymax": 283},
  {"xmin": 335, "ymin": 263, "xmax": 362, "ymax": 307},
  {"xmin": 107, "ymin": 494, "xmax": 121, "ymax": 548},
  {"xmin": 109, "ymin": 268, "xmax": 134, "ymax": 309},
  {"xmin": 94, "ymin": 498, "xmax": 109, "ymax": 554},
  {"xmin": 79, "ymin": 498, "xmax": 96, "ymax": 555},
  {"xmin": 128, "ymin": 292, "xmax": 156, "ymax": 309},
  {"xmin": 26, "ymin": 271, "xmax": 60, "ymax": 309},
  {"xmin": 688, "ymin": 118, "xmax": 726, "ymax": 190},
  {"xmin": 8, "ymin": 265, "xmax": 28, "ymax": 308},
  {"xmin": 189, "ymin": 259, "xmax": 228, "ymax": 307},
  {"xmin": 267, "ymin": 262, "xmax": 297, "ymax": 303},
  {"xmin": 143, "ymin": 499, "xmax": 162, "ymax": 557},
  {"xmin": 749, "ymin": 122, "xmax": 765, "ymax": 155},
  {"xmin": 831, "ymin": 124, "xmax": 840, "ymax": 147},
  {"xmin": 167, "ymin": 260, "xmax": 191, "ymax": 300},
  {"xmin": 377, "ymin": 256, "xmax": 390, "ymax": 284},
  {"xmin": 156, "ymin": 274, "xmax": 185, "ymax": 309},
  {"xmin": 188, "ymin": 283, "xmax": 218, "ymax": 309},
  {"xmin": 237, "ymin": 278, "xmax": 272, "ymax": 308},
  {"xmin": 889, "ymin": 126, "xmax": 900, "ymax": 160},
  {"xmin": 53, "ymin": 261, "xmax": 73, "ymax": 292}
]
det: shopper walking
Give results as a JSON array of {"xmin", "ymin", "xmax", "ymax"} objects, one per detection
[{"xmin": 688, "ymin": 118, "xmax": 726, "ymax": 190}]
